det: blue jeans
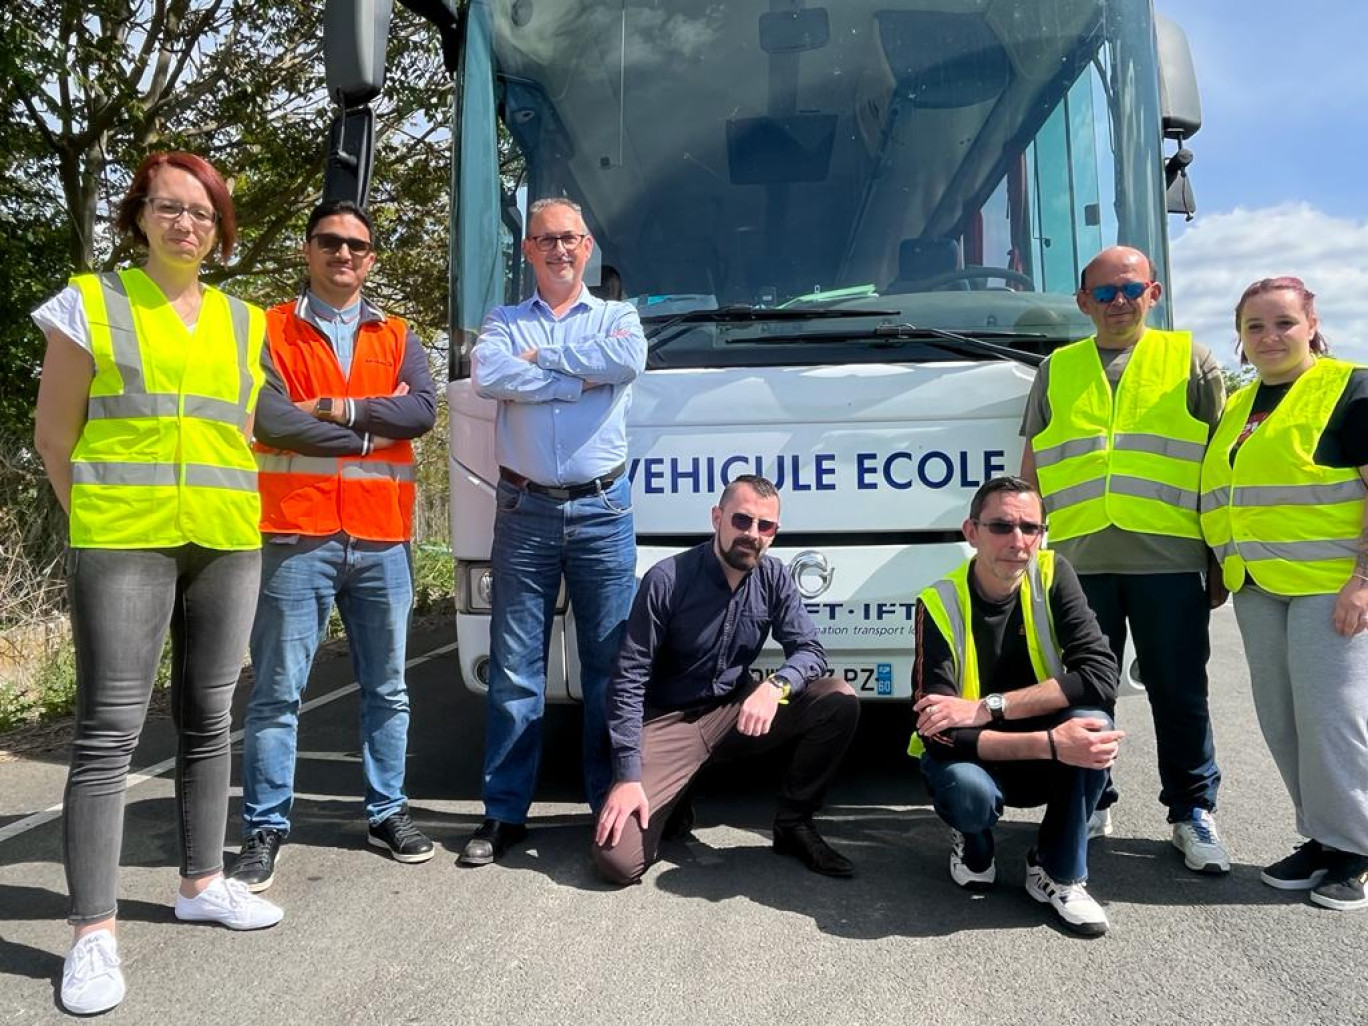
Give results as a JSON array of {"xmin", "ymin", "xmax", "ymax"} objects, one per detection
[
  {"xmin": 483, "ymin": 475, "xmax": 636, "ymax": 823},
  {"xmin": 241, "ymin": 534, "xmax": 413, "ymax": 835},
  {"xmin": 1080, "ymin": 572, "xmax": 1219, "ymax": 822},
  {"xmin": 919, "ymin": 709, "xmax": 1112, "ymax": 884}
]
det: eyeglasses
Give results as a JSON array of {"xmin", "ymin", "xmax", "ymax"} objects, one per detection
[
  {"xmin": 144, "ymin": 197, "xmax": 217, "ymax": 229},
  {"xmin": 974, "ymin": 518, "xmax": 1046, "ymax": 537},
  {"xmin": 730, "ymin": 512, "xmax": 779, "ymax": 536},
  {"xmin": 311, "ymin": 232, "xmax": 374, "ymax": 256},
  {"xmin": 529, "ymin": 233, "xmax": 587, "ymax": 252},
  {"xmin": 1088, "ymin": 281, "xmax": 1152, "ymax": 304}
]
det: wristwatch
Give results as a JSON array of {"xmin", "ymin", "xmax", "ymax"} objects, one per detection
[
  {"xmin": 983, "ymin": 693, "xmax": 1007, "ymax": 723},
  {"xmin": 313, "ymin": 397, "xmax": 335, "ymax": 416}
]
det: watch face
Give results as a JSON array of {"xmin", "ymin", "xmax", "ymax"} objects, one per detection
[
  {"xmin": 316, "ymin": 398, "xmax": 334, "ymax": 413},
  {"xmin": 987, "ymin": 694, "xmax": 1003, "ymax": 710}
]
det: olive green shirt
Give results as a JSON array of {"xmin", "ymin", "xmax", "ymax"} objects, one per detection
[{"xmin": 1020, "ymin": 337, "xmax": 1226, "ymax": 575}]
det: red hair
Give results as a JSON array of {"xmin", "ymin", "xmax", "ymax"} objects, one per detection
[
  {"xmin": 1234, "ymin": 276, "xmax": 1329, "ymax": 365},
  {"xmin": 114, "ymin": 151, "xmax": 237, "ymax": 262}
]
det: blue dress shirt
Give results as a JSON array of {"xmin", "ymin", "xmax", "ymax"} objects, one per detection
[
  {"xmin": 305, "ymin": 291, "xmax": 362, "ymax": 376},
  {"xmin": 472, "ymin": 286, "xmax": 647, "ymax": 486}
]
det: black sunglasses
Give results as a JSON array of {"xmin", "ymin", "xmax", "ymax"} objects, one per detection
[
  {"xmin": 730, "ymin": 512, "xmax": 779, "ymax": 536},
  {"xmin": 974, "ymin": 518, "xmax": 1046, "ymax": 537},
  {"xmin": 311, "ymin": 231, "xmax": 374, "ymax": 255}
]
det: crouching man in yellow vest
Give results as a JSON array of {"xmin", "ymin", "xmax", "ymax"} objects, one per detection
[
  {"xmin": 912, "ymin": 476, "xmax": 1122, "ymax": 936},
  {"xmin": 1021, "ymin": 245, "xmax": 1231, "ymax": 874}
]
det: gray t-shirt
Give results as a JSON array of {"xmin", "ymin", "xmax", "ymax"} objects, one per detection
[{"xmin": 1020, "ymin": 338, "xmax": 1226, "ymax": 575}]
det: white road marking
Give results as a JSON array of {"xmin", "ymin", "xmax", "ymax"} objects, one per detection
[{"xmin": 0, "ymin": 641, "xmax": 457, "ymax": 845}]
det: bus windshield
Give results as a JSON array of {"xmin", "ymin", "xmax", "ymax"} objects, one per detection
[{"xmin": 454, "ymin": 0, "xmax": 1170, "ymax": 370}]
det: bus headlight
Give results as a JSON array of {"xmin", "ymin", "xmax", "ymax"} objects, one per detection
[{"xmin": 458, "ymin": 563, "xmax": 494, "ymax": 612}]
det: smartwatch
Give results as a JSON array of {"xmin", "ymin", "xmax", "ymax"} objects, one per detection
[
  {"xmin": 313, "ymin": 397, "xmax": 335, "ymax": 416},
  {"xmin": 984, "ymin": 693, "xmax": 1007, "ymax": 723}
]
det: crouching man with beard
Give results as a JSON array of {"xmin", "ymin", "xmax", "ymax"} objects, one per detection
[{"xmin": 592, "ymin": 475, "xmax": 861, "ymax": 883}]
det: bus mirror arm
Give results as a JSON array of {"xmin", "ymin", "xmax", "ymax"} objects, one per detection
[{"xmin": 1164, "ymin": 145, "xmax": 1196, "ymax": 222}]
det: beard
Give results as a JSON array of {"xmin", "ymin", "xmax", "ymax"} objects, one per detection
[{"xmin": 719, "ymin": 536, "xmax": 764, "ymax": 573}]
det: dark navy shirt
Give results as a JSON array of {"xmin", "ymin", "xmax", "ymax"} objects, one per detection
[{"xmin": 606, "ymin": 541, "xmax": 828, "ymax": 781}]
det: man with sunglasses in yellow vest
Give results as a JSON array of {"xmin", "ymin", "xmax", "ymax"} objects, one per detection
[
  {"xmin": 913, "ymin": 476, "xmax": 1121, "ymax": 935},
  {"xmin": 1020, "ymin": 246, "xmax": 1229, "ymax": 874}
]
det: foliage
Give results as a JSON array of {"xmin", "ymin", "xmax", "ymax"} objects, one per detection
[
  {"xmin": 2, "ymin": 0, "xmax": 456, "ymax": 351},
  {"xmin": 1220, "ymin": 362, "xmax": 1257, "ymax": 396}
]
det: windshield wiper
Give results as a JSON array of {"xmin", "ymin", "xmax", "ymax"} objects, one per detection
[
  {"xmin": 728, "ymin": 324, "xmax": 1052, "ymax": 366},
  {"xmin": 643, "ymin": 304, "xmax": 900, "ymax": 353}
]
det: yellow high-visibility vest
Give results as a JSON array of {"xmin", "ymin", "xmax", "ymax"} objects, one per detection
[
  {"xmin": 1200, "ymin": 358, "xmax": 1366, "ymax": 596},
  {"xmin": 68, "ymin": 269, "xmax": 266, "ymax": 549},
  {"xmin": 1032, "ymin": 329, "xmax": 1208, "ymax": 542},
  {"xmin": 909, "ymin": 550, "xmax": 1063, "ymax": 758}
]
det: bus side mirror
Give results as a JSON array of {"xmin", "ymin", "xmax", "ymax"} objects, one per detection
[
  {"xmin": 1156, "ymin": 15, "xmax": 1200, "ymax": 220},
  {"xmin": 324, "ymin": 0, "xmax": 394, "ymax": 107},
  {"xmin": 1156, "ymin": 15, "xmax": 1201, "ymax": 140}
]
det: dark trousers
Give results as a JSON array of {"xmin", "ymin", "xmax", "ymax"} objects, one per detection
[
  {"xmin": 592, "ymin": 676, "xmax": 860, "ymax": 884},
  {"xmin": 920, "ymin": 708, "xmax": 1112, "ymax": 884},
  {"xmin": 63, "ymin": 545, "xmax": 260, "ymax": 922},
  {"xmin": 1079, "ymin": 571, "xmax": 1220, "ymax": 821}
]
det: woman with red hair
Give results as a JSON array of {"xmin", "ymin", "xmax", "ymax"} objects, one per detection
[
  {"xmin": 32, "ymin": 152, "xmax": 283, "ymax": 1015},
  {"xmin": 1200, "ymin": 277, "xmax": 1368, "ymax": 912}
]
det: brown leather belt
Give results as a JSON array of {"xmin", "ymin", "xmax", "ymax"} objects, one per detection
[{"xmin": 498, "ymin": 463, "xmax": 626, "ymax": 501}]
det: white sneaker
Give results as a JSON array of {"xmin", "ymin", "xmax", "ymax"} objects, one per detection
[
  {"xmin": 1171, "ymin": 810, "xmax": 1230, "ymax": 874},
  {"xmin": 1025, "ymin": 849, "xmax": 1109, "ymax": 936},
  {"xmin": 949, "ymin": 829, "xmax": 996, "ymax": 890},
  {"xmin": 61, "ymin": 929, "xmax": 126, "ymax": 1015},
  {"xmin": 175, "ymin": 876, "xmax": 285, "ymax": 930},
  {"xmin": 1087, "ymin": 807, "xmax": 1114, "ymax": 841}
]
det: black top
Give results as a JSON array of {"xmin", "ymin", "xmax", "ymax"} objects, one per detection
[
  {"xmin": 606, "ymin": 541, "xmax": 828, "ymax": 781},
  {"xmin": 1232, "ymin": 367, "xmax": 1368, "ymax": 467},
  {"xmin": 912, "ymin": 555, "xmax": 1119, "ymax": 760}
]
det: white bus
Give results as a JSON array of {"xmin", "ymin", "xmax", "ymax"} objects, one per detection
[{"xmin": 324, "ymin": 0, "xmax": 1201, "ymax": 700}]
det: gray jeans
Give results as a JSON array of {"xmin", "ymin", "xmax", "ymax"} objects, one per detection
[
  {"xmin": 63, "ymin": 545, "xmax": 260, "ymax": 923},
  {"xmin": 1233, "ymin": 586, "xmax": 1368, "ymax": 857}
]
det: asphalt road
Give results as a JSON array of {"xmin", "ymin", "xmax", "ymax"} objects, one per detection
[{"xmin": 2, "ymin": 607, "xmax": 1366, "ymax": 1026}]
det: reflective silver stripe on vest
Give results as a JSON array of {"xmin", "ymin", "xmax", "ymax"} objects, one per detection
[
  {"xmin": 97, "ymin": 273, "xmax": 144, "ymax": 394},
  {"xmin": 1211, "ymin": 541, "xmax": 1235, "ymax": 563},
  {"xmin": 1112, "ymin": 432, "xmax": 1207, "ymax": 463},
  {"xmin": 1032, "ymin": 435, "xmax": 1107, "ymax": 467},
  {"xmin": 1231, "ymin": 480, "xmax": 1368, "ymax": 507},
  {"xmin": 1235, "ymin": 538, "xmax": 1358, "ymax": 563},
  {"xmin": 71, "ymin": 461, "xmax": 177, "ymax": 487},
  {"xmin": 1201, "ymin": 486, "xmax": 1231, "ymax": 511},
  {"xmin": 224, "ymin": 295, "xmax": 255, "ymax": 409},
  {"xmin": 1108, "ymin": 475, "xmax": 1200, "ymax": 511},
  {"xmin": 86, "ymin": 394, "xmax": 179, "ymax": 419},
  {"xmin": 255, "ymin": 454, "xmax": 340, "ymax": 475},
  {"xmin": 184, "ymin": 464, "xmax": 257, "ymax": 492},
  {"xmin": 1045, "ymin": 477, "xmax": 1107, "ymax": 509},
  {"xmin": 341, "ymin": 462, "xmax": 417, "ymax": 483},
  {"xmin": 931, "ymin": 579, "xmax": 965, "ymax": 674},
  {"xmin": 1025, "ymin": 559, "xmax": 1064, "ymax": 680},
  {"xmin": 184, "ymin": 395, "xmax": 248, "ymax": 426}
]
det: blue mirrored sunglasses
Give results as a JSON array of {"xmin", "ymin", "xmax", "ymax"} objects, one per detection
[{"xmin": 1089, "ymin": 281, "xmax": 1151, "ymax": 303}]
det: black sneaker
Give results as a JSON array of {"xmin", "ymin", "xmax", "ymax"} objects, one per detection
[
  {"xmin": 368, "ymin": 807, "xmax": 435, "ymax": 864},
  {"xmin": 229, "ymin": 828, "xmax": 285, "ymax": 893},
  {"xmin": 1310, "ymin": 851, "xmax": 1368, "ymax": 911},
  {"xmin": 1260, "ymin": 839, "xmax": 1330, "ymax": 890}
]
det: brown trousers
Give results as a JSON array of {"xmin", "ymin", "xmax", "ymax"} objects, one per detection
[{"xmin": 592, "ymin": 676, "xmax": 859, "ymax": 884}]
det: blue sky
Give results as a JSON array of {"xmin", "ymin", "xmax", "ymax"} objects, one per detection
[{"xmin": 1157, "ymin": 1, "xmax": 1368, "ymax": 364}]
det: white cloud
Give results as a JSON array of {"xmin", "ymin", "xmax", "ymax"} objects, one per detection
[{"xmin": 1169, "ymin": 203, "xmax": 1368, "ymax": 367}]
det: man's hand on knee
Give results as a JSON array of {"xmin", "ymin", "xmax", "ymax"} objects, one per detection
[
  {"xmin": 1053, "ymin": 717, "xmax": 1125, "ymax": 770},
  {"xmin": 737, "ymin": 681, "xmax": 782, "ymax": 737},
  {"xmin": 595, "ymin": 781, "xmax": 650, "ymax": 847}
]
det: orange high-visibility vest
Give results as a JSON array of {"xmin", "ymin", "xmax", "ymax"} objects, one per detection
[{"xmin": 254, "ymin": 299, "xmax": 416, "ymax": 542}]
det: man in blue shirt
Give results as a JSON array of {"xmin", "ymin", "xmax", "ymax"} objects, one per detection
[
  {"xmin": 593, "ymin": 475, "xmax": 861, "ymax": 883},
  {"xmin": 461, "ymin": 198, "xmax": 647, "ymax": 866}
]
